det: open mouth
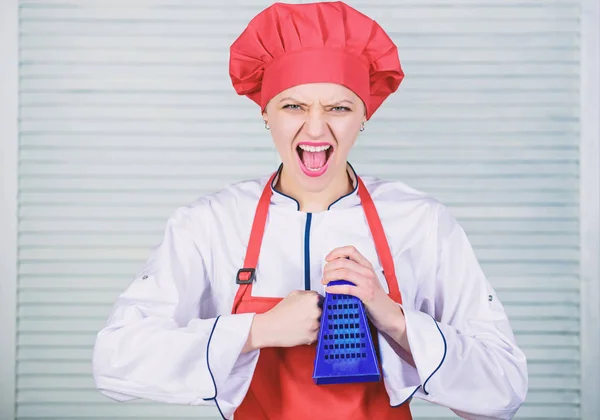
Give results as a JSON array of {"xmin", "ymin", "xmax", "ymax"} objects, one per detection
[{"xmin": 296, "ymin": 143, "xmax": 334, "ymax": 177}]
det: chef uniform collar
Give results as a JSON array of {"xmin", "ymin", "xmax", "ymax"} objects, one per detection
[{"xmin": 270, "ymin": 162, "xmax": 360, "ymax": 211}]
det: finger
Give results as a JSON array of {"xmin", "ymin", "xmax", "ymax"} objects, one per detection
[
  {"xmin": 322, "ymin": 258, "xmax": 372, "ymax": 282},
  {"xmin": 322, "ymin": 268, "xmax": 370, "ymax": 288},
  {"xmin": 325, "ymin": 245, "xmax": 373, "ymax": 269},
  {"xmin": 317, "ymin": 293, "xmax": 324, "ymax": 308},
  {"xmin": 305, "ymin": 290, "xmax": 324, "ymax": 304}
]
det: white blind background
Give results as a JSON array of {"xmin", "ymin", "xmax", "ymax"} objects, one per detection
[{"xmin": 16, "ymin": 0, "xmax": 580, "ymax": 419}]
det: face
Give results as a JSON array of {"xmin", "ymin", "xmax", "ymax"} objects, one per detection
[{"xmin": 262, "ymin": 83, "xmax": 366, "ymax": 193}]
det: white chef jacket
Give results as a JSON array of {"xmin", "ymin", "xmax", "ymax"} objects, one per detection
[{"xmin": 92, "ymin": 164, "xmax": 528, "ymax": 420}]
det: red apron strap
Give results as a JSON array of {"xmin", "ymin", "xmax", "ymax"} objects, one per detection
[
  {"xmin": 357, "ymin": 177, "xmax": 403, "ymax": 305},
  {"xmin": 231, "ymin": 172, "xmax": 276, "ymax": 314}
]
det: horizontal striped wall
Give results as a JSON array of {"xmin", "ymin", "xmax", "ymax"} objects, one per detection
[{"xmin": 17, "ymin": 0, "xmax": 580, "ymax": 419}]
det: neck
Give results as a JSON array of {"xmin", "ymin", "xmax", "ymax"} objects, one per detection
[{"xmin": 276, "ymin": 164, "xmax": 354, "ymax": 212}]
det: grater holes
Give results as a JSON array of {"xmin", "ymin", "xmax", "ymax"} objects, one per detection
[{"xmin": 321, "ymin": 293, "xmax": 372, "ymax": 364}]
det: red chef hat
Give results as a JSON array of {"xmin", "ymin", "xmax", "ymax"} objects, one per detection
[{"xmin": 229, "ymin": 1, "xmax": 404, "ymax": 120}]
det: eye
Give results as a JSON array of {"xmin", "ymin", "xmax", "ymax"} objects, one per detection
[
  {"xmin": 331, "ymin": 106, "xmax": 351, "ymax": 112},
  {"xmin": 282, "ymin": 104, "xmax": 302, "ymax": 110}
]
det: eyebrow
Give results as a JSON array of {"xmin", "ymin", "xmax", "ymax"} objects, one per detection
[
  {"xmin": 278, "ymin": 97, "xmax": 354, "ymax": 106},
  {"xmin": 279, "ymin": 97, "xmax": 308, "ymax": 105},
  {"xmin": 329, "ymin": 99, "xmax": 354, "ymax": 106}
]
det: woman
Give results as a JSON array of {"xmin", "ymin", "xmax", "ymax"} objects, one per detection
[{"xmin": 92, "ymin": 2, "xmax": 528, "ymax": 419}]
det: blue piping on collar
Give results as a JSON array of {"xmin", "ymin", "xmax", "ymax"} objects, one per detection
[
  {"xmin": 327, "ymin": 162, "xmax": 359, "ymax": 210},
  {"xmin": 270, "ymin": 162, "xmax": 359, "ymax": 212},
  {"xmin": 271, "ymin": 163, "xmax": 301, "ymax": 211}
]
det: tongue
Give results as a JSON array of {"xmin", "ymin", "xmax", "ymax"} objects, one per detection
[{"xmin": 301, "ymin": 150, "xmax": 327, "ymax": 169}]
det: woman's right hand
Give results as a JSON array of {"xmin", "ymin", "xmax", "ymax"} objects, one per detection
[{"xmin": 243, "ymin": 290, "xmax": 323, "ymax": 352}]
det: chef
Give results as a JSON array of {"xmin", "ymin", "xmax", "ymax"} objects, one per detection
[{"xmin": 92, "ymin": 2, "xmax": 528, "ymax": 419}]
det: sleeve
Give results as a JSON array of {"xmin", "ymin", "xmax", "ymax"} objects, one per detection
[
  {"xmin": 382, "ymin": 204, "xmax": 528, "ymax": 419},
  {"xmin": 91, "ymin": 204, "xmax": 260, "ymax": 419}
]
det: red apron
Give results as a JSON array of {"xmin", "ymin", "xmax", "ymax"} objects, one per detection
[{"xmin": 230, "ymin": 173, "xmax": 412, "ymax": 420}]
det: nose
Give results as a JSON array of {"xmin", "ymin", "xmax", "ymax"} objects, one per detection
[{"xmin": 304, "ymin": 110, "xmax": 327, "ymax": 139}]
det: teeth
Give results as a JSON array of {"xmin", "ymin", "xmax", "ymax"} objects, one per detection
[{"xmin": 298, "ymin": 144, "xmax": 331, "ymax": 153}]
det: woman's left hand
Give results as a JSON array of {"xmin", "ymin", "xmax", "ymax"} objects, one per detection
[{"xmin": 321, "ymin": 245, "xmax": 408, "ymax": 348}]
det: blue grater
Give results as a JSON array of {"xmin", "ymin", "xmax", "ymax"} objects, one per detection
[{"xmin": 313, "ymin": 280, "xmax": 381, "ymax": 385}]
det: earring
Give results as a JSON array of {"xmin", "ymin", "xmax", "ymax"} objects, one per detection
[
  {"xmin": 264, "ymin": 121, "xmax": 270, "ymax": 130},
  {"xmin": 360, "ymin": 121, "xmax": 366, "ymax": 132}
]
